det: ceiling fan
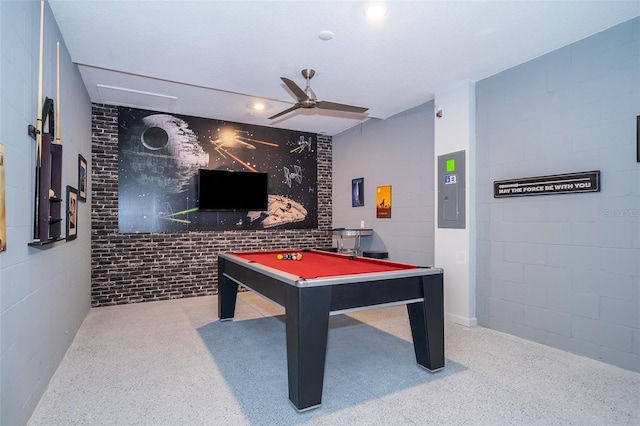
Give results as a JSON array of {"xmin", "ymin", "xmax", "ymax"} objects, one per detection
[{"xmin": 269, "ymin": 69, "xmax": 369, "ymax": 120}]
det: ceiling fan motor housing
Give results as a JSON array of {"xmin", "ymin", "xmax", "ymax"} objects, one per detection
[{"xmin": 302, "ymin": 68, "xmax": 315, "ymax": 79}]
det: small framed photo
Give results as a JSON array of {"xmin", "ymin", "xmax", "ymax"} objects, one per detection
[
  {"xmin": 66, "ymin": 186, "xmax": 77, "ymax": 241},
  {"xmin": 376, "ymin": 185, "xmax": 392, "ymax": 218},
  {"xmin": 352, "ymin": 177, "xmax": 364, "ymax": 207},
  {"xmin": 78, "ymin": 154, "xmax": 87, "ymax": 202},
  {"xmin": 0, "ymin": 143, "xmax": 6, "ymax": 252},
  {"xmin": 636, "ymin": 115, "xmax": 639, "ymax": 163}
]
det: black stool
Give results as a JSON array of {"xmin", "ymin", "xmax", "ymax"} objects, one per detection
[{"xmin": 362, "ymin": 251, "xmax": 388, "ymax": 259}]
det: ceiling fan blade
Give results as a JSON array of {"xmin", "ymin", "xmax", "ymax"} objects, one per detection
[
  {"xmin": 268, "ymin": 104, "xmax": 301, "ymax": 120},
  {"xmin": 316, "ymin": 101, "xmax": 369, "ymax": 114},
  {"xmin": 280, "ymin": 77, "xmax": 308, "ymax": 102}
]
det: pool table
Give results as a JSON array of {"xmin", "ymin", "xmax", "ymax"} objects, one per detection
[{"xmin": 217, "ymin": 249, "xmax": 444, "ymax": 411}]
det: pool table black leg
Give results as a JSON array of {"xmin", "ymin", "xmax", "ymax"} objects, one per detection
[
  {"xmin": 217, "ymin": 258, "xmax": 239, "ymax": 321},
  {"xmin": 285, "ymin": 285, "xmax": 332, "ymax": 411},
  {"xmin": 407, "ymin": 274, "xmax": 445, "ymax": 371}
]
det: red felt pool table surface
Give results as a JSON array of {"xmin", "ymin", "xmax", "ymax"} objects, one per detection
[{"xmin": 233, "ymin": 250, "xmax": 418, "ymax": 280}]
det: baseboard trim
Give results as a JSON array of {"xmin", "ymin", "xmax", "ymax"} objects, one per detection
[{"xmin": 445, "ymin": 312, "xmax": 478, "ymax": 327}]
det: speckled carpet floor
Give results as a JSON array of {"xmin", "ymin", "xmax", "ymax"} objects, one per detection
[{"xmin": 28, "ymin": 293, "xmax": 639, "ymax": 425}]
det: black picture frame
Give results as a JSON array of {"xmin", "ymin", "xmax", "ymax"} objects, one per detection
[
  {"xmin": 78, "ymin": 154, "xmax": 87, "ymax": 202},
  {"xmin": 352, "ymin": 177, "xmax": 364, "ymax": 207},
  {"xmin": 636, "ymin": 116, "xmax": 639, "ymax": 163},
  {"xmin": 66, "ymin": 185, "xmax": 77, "ymax": 241}
]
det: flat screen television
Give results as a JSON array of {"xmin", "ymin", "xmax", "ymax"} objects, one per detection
[{"xmin": 197, "ymin": 169, "xmax": 269, "ymax": 211}]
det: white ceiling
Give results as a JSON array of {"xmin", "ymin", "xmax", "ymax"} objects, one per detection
[{"xmin": 49, "ymin": 0, "xmax": 640, "ymax": 135}]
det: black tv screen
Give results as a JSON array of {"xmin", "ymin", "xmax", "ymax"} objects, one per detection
[{"xmin": 198, "ymin": 169, "xmax": 269, "ymax": 211}]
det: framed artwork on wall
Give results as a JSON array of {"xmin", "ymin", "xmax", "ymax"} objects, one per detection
[
  {"xmin": 66, "ymin": 186, "xmax": 77, "ymax": 241},
  {"xmin": 78, "ymin": 154, "xmax": 87, "ymax": 202},
  {"xmin": 117, "ymin": 107, "xmax": 319, "ymax": 233},
  {"xmin": 352, "ymin": 177, "xmax": 364, "ymax": 207},
  {"xmin": 636, "ymin": 115, "xmax": 639, "ymax": 163},
  {"xmin": 0, "ymin": 144, "xmax": 5, "ymax": 252},
  {"xmin": 376, "ymin": 185, "xmax": 392, "ymax": 218}
]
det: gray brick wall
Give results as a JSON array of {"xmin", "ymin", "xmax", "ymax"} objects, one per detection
[
  {"xmin": 91, "ymin": 104, "xmax": 333, "ymax": 306},
  {"xmin": 475, "ymin": 17, "xmax": 639, "ymax": 372}
]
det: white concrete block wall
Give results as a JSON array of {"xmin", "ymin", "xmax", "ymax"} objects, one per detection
[
  {"xmin": 476, "ymin": 17, "xmax": 639, "ymax": 372},
  {"xmin": 0, "ymin": 1, "xmax": 92, "ymax": 424}
]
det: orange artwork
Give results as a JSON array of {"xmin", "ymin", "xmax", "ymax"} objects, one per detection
[{"xmin": 376, "ymin": 185, "xmax": 391, "ymax": 218}]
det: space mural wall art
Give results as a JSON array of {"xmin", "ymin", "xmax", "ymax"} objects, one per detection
[{"xmin": 118, "ymin": 107, "xmax": 318, "ymax": 233}]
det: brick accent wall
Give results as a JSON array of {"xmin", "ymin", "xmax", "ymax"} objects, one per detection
[{"xmin": 91, "ymin": 104, "xmax": 333, "ymax": 306}]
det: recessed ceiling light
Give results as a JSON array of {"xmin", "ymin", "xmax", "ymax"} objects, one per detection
[
  {"xmin": 318, "ymin": 30, "xmax": 334, "ymax": 41},
  {"xmin": 253, "ymin": 102, "xmax": 265, "ymax": 111},
  {"xmin": 364, "ymin": 4, "xmax": 387, "ymax": 20}
]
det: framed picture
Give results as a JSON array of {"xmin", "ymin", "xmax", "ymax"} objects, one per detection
[
  {"xmin": 66, "ymin": 185, "xmax": 77, "ymax": 241},
  {"xmin": 352, "ymin": 177, "xmax": 364, "ymax": 207},
  {"xmin": 376, "ymin": 185, "xmax": 392, "ymax": 218},
  {"xmin": 78, "ymin": 154, "xmax": 87, "ymax": 202},
  {"xmin": 0, "ymin": 144, "xmax": 6, "ymax": 252},
  {"xmin": 636, "ymin": 115, "xmax": 639, "ymax": 163}
]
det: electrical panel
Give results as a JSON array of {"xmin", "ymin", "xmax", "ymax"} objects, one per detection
[{"xmin": 437, "ymin": 150, "xmax": 465, "ymax": 229}]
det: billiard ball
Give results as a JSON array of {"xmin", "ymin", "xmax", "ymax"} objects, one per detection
[
  {"xmin": 277, "ymin": 254, "xmax": 283, "ymax": 260},
  {"xmin": 297, "ymin": 253, "xmax": 303, "ymax": 260}
]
